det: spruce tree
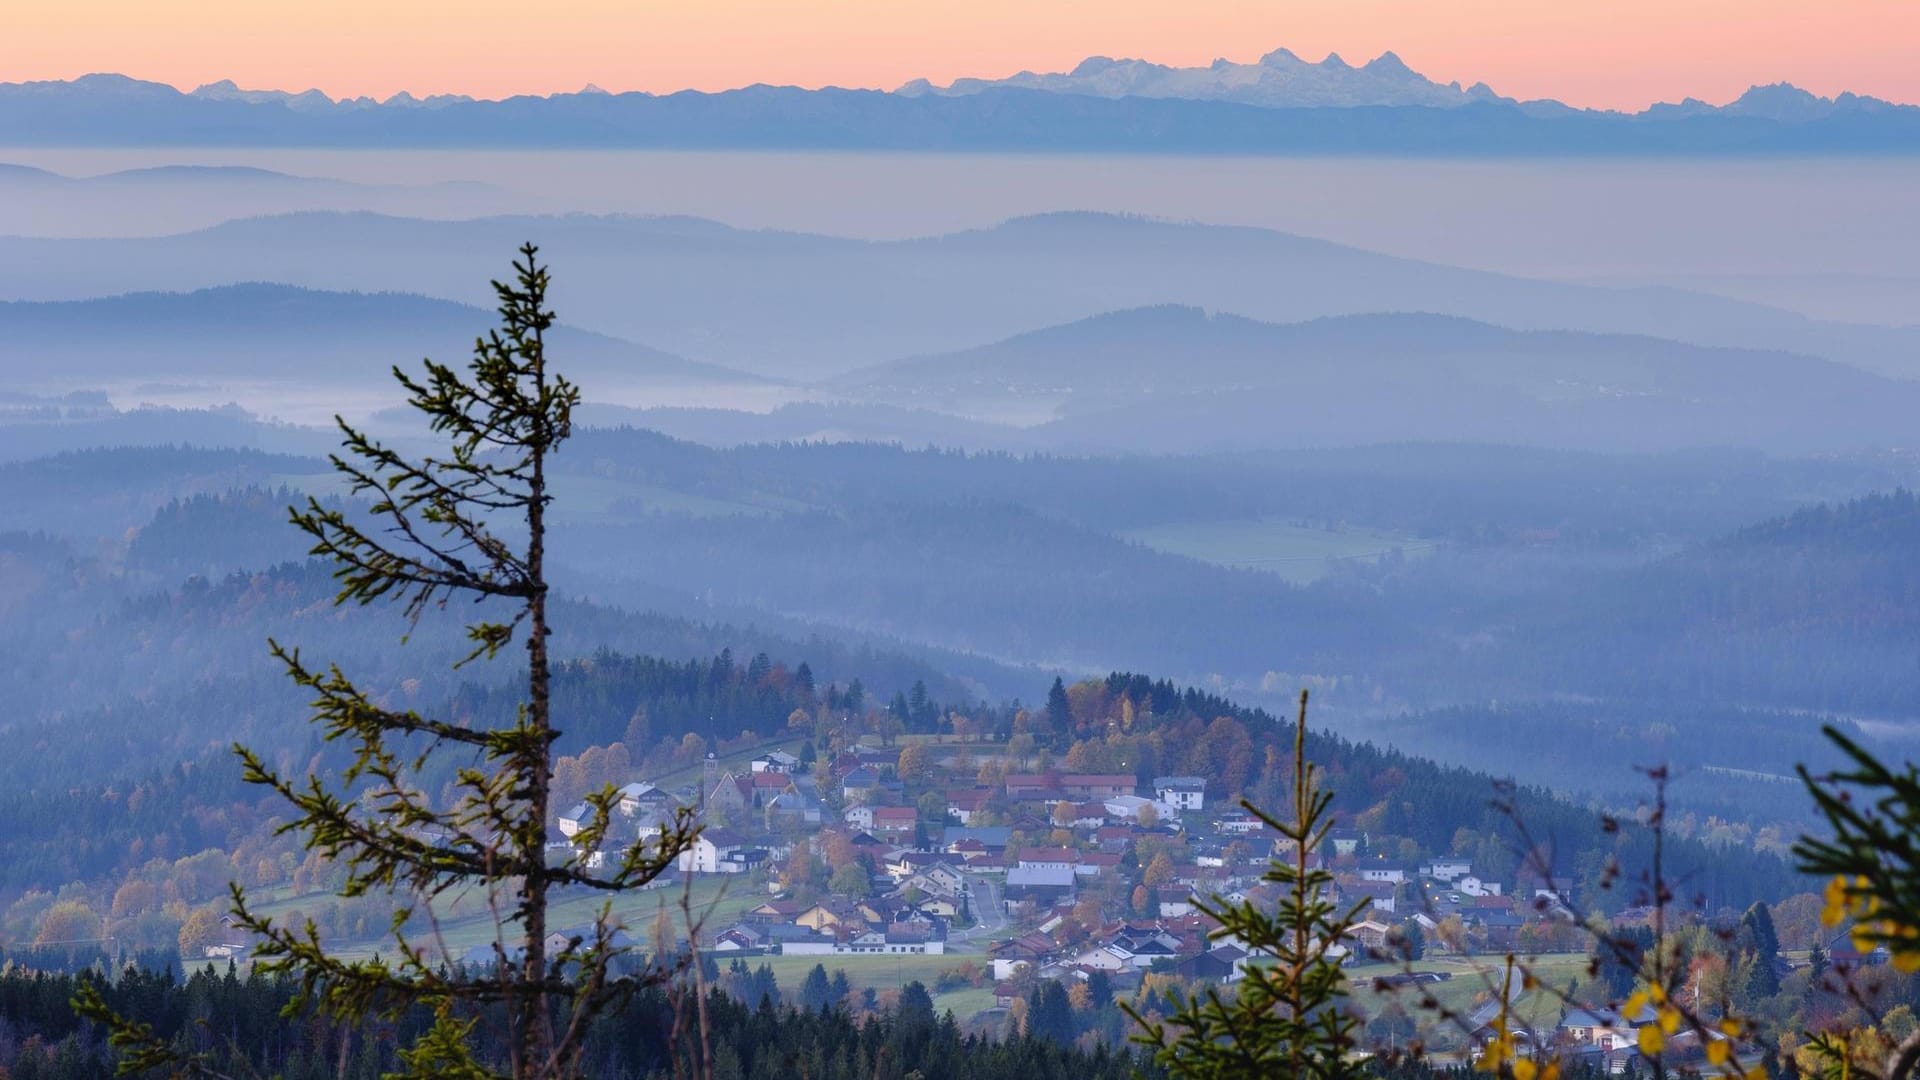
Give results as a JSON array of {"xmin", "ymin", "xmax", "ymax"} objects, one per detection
[
  {"xmin": 77, "ymin": 246, "xmax": 698, "ymax": 1080},
  {"xmin": 1125, "ymin": 691, "xmax": 1365, "ymax": 1080},
  {"xmin": 1046, "ymin": 677, "xmax": 1073, "ymax": 733}
]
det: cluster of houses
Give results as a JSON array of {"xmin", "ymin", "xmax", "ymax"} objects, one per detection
[
  {"xmin": 547, "ymin": 747, "xmax": 1593, "ymax": 982},
  {"xmin": 717, "ymin": 890, "xmax": 953, "ymax": 957}
]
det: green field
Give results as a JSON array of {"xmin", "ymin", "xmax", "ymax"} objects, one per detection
[
  {"xmin": 251, "ymin": 874, "xmax": 771, "ymax": 963},
  {"xmin": 1119, "ymin": 519, "xmax": 1438, "ymax": 584},
  {"xmin": 1346, "ymin": 953, "xmax": 1590, "ymax": 1051},
  {"xmin": 748, "ymin": 952, "xmax": 997, "ymax": 1020}
]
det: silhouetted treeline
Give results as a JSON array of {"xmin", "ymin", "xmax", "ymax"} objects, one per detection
[{"xmin": 0, "ymin": 964, "xmax": 1161, "ymax": 1080}]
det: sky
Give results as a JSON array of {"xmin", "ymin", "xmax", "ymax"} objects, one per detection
[{"xmin": 4, "ymin": 0, "xmax": 1918, "ymax": 111}]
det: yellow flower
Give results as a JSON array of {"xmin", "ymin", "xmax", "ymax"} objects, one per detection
[
  {"xmin": 1719, "ymin": 1018, "xmax": 1745, "ymax": 1038},
  {"xmin": 1512, "ymin": 1061, "xmax": 1538, "ymax": 1080},
  {"xmin": 1822, "ymin": 875, "xmax": 1849, "ymax": 927},
  {"xmin": 1895, "ymin": 949, "xmax": 1920, "ymax": 974},
  {"xmin": 1639, "ymin": 1025, "xmax": 1665, "ymax": 1056},
  {"xmin": 1707, "ymin": 1041, "xmax": 1731, "ymax": 1066},
  {"xmin": 1854, "ymin": 924, "xmax": 1878, "ymax": 954},
  {"xmin": 1658, "ymin": 1004, "xmax": 1682, "ymax": 1035}
]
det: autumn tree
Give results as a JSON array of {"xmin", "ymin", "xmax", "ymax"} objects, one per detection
[
  {"xmin": 34, "ymin": 900, "xmax": 104, "ymax": 948},
  {"xmin": 1142, "ymin": 853, "xmax": 1175, "ymax": 889},
  {"xmin": 175, "ymin": 906, "xmax": 224, "ymax": 958},
  {"xmin": 77, "ymin": 247, "xmax": 697, "ymax": 1080},
  {"xmin": 897, "ymin": 742, "xmax": 933, "ymax": 785}
]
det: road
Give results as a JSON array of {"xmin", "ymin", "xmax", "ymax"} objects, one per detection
[{"xmin": 948, "ymin": 874, "xmax": 1008, "ymax": 945}]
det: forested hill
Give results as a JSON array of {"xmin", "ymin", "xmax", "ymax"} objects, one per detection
[
  {"xmin": 1451, "ymin": 489, "xmax": 1920, "ymax": 713},
  {"xmin": 1730, "ymin": 487, "xmax": 1920, "ymax": 553},
  {"xmin": 1069, "ymin": 673, "xmax": 1800, "ymax": 912}
]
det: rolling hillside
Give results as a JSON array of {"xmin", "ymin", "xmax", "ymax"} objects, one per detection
[{"xmin": 840, "ymin": 305, "xmax": 1920, "ymax": 452}]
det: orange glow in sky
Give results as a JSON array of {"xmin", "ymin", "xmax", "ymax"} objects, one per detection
[{"xmin": 4, "ymin": 0, "xmax": 1917, "ymax": 111}]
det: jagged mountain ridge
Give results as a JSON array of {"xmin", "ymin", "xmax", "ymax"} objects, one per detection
[
  {"xmin": 0, "ymin": 67, "xmax": 1913, "ymax": 153},
  {"xmin": 897, "ymin": 47, "xmax": 1515, "ymax": 109}
]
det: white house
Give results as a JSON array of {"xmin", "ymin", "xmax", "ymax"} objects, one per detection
[
  {"xmin": 843, "ymin": 805, "xmax": 875, "ymax": 831},
  {"xmin": 896, "ymin": 863, "xmax": 965, "ymax": 899},
  {"xmin": 1153, "ymin": 776, "xmax": 1207, "ymax": 811},
  {"xmin": 557, "ymin": 802, "xmax": 589, "ymax": 838},
  {"xmin": 616, "ymin": 782, "xmax": 657, "ymax": 816},
  {"xmin": 1421, "ymin": 859, "xmax": 1473, "ymax": 882},
  {"xmin": 1104, "ymin": 795, "xmax": 1179, "ymax": 826},
  {"xmin": 1458, "ymin": 876, "xmax": 1502, "ymax": 898},
  {"xmin": 1361, "ymin": 865, "xmax": 1408, "ymax": 885},
  {"xmin": 1214, "ymin": 812, "xmax": 1264, "ymax": 835},
  {"xmin": 1067, "ymin": 944, "xmax": 1130, "ymax": 972},
  {"xmin": 679, "ymin": 829, "xmax": 748, "ymax": 874}
]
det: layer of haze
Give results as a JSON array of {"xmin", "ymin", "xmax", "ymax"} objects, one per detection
[
  {"xmin": 6, "ymin": 0, "xmax": 1920, "ymax": 111},
  {"xmin": 6, "ymin": 149, "xmax": 1919, "ymax": 319}
]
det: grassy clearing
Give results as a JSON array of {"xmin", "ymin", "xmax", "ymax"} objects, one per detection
[
  {"xmin": 253, "ymin": 874, "xmax": 770, "ymax": 963},
  {"xmin": 931, "ymin": 987, "xmax": 1000, "ymax": 1020},
  {"xmin": 751, "ymin": 951, "xmax": 972, "ymax": 995},
  {"xmin": 1348, "ymin": 952, "xmax": 1590, "ymax": 1050},
  {"xmin": 1119, "ymin": 519, "xmax": 1437, "ymax": 584},
  {"xmin": 748, "ymin": 952, "xmax": 999, "ymax": 1018}
]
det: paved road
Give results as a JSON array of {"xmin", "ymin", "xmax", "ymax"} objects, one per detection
[{"xmin": 948, "ymin": 874, "xmax": 1008, "ymax": 946}]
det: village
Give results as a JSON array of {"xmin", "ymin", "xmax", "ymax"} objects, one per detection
[{"xmin": 537, "ymin": 735, "xmax": 1751, "ymax": 1069}]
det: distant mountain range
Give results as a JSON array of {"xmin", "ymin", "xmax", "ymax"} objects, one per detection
[
  {"xmin": 836, "ymin": 305, "xmax": 1920, "ymax": 453},
  {"xmin": 3, "ymin": 211, "xmax": 1913, "ymax": 383},
  {"xmin": 898, "ymin": 48, "xmax": 1516, "ymax": 110},
  {"xmin": 0, "ymin": 63, "xmax": 1914, "ymax": 153},
  {"xmin": 0, "ymin": 162, "xmax": 517, "ymax": 238}
]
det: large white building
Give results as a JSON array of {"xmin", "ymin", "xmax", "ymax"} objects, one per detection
[
  {"xmin": 1153, "ymin": 776, "xmax": 1207, "ymax": 811},
  {"xmin": 678, "ymin": 829, "xmax": 749, "ymax": 874}
]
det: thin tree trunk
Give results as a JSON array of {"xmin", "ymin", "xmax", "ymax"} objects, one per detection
[{"xmin": 523, "ymin": 319, "xmax": 554, "ymax": 1077}]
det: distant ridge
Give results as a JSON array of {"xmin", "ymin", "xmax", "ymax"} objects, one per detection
[
  {"xmin": 0, "ymin": 64, "xmax": 1914, "ymax": 154},
  {"xmin": 4, "ymin": 209, "xmax": 1918, "ymax": 382},
  {"xmin": 837, "ymin": 305, "xmax": 1920, "ymax": 453},
  {"xmin": 0, "ymin": 284, "xmax": 768, "ymax": 387}
]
